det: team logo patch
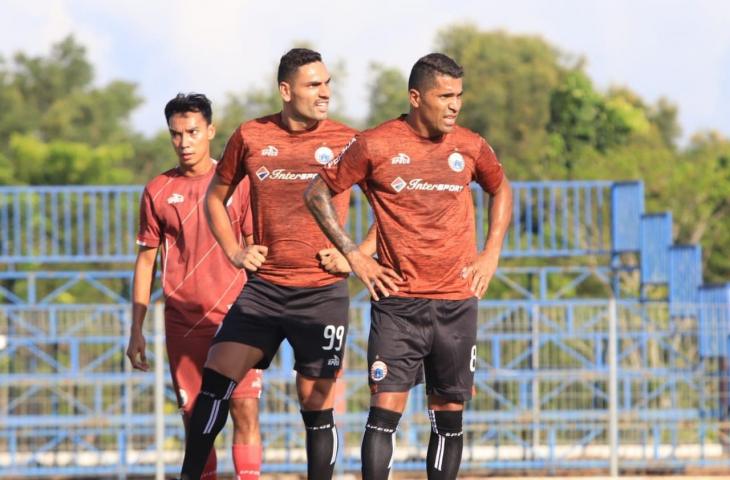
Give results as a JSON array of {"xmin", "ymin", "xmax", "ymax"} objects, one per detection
[
  {"xmin": 261, "ymin": 145, "xmax": 278, "ymax": 157},
  {"xmin": 256, "ymin": 166, "xmax": 270, "ymax": 181},
  {"xmin": 391, "ymin": 153, "xmax": 411, "ymax": 165},
  {"xmin": 167, "ymin": 193, "xmax": 184, "ymax": 204},
  {"xmin": 370, "ymin": 360, "xmax": 388, "ymax": 382},
  {"xmin": 448, "ymin": 152, "xmax": 465, "ymax": 172},
  {"xmin": 391, "ymin": 177, "xmax": 406, "ymax": 193},
  {"xmin": 314, "ymin": 146, "xmax": 334, "ymax": 165}
]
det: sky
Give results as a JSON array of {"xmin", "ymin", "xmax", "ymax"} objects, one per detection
[{"xmin": 2, "ymin": 0, "xmax": 729, "ymax": 142}]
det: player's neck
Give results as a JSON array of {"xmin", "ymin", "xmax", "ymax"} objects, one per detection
[
  {"xmin": 178, "ymin": 156, "xmax": 214, "ymax": 177},
  {"xmin": 279, "ymin": 110, "xmax": 320, "ymax": 133},
  {"xmin": 405, "ymin": 112, "xmax": 444, "ymax": 140}
]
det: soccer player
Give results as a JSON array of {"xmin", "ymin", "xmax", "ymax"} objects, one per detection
[
  {"xmin": 179, "ymin": 48, "xmax": 361, "ymax": 480},
  {"xmin": 126, "ymin": 93, "xmax": 264, "ymax": 480},
  {"xmin": 305, "ymin": 53, "xmax": 513, "ymax": 480}
]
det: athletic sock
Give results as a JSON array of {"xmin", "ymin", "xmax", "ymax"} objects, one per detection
[
  {"xmin": 426, "ymin": 410, "xmax": 464, "ymax": 480},
  {"xmin": 361, "ymin": 407, "xmax": 401, "ymax": 480},
  {"xmin": 180, "ymin": 368, "xmax": 237, "ymax": 479},
  {"xmin": 232, "ymin": 443, "xmax": 262, "ymax": 480},
  {"xmin": 301, "ymin": 408, "xmax": 338, "ymax": 480}
]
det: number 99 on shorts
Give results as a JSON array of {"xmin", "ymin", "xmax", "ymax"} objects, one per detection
[{"xmin": 322, "ymin": 325, "xmax": 345, "ymax": 351}]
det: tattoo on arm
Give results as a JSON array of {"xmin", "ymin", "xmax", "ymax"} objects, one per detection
[{"xmin": 304, "ymin": 176, "xmax": 359, "ymax": 254}]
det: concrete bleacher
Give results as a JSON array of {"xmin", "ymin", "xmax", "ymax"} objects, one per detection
[{"xmin": 1, "ymin": 181, "xmax": 729, "ymax": 477}]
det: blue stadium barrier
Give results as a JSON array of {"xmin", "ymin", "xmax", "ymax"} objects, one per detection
[
  {"xmin": 640, "ymin": 212, "xmax": 672, "ymax": 285},
  {"xmin": 1, "ymin": 182, "xmax": 618, "ymax": 264},
  {"xmin": 610, "ymin": 181, "xmax": 644, "ymax": 253}
]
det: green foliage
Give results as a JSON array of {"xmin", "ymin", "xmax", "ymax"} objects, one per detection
[
  {"xmin": 7, "ymin": 134, "xmax": 134, "ymax": 185},
  {"xmin": 365, "ymin": 63, "xmax": 409, "ymax": 128}
]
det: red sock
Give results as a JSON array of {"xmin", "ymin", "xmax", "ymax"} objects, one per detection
[
  {"xmin": 232, "ymin": 443, "xmax": 262, "ymax": 479},
  {"xmin": 201, "ymin": 448, "xmax": 217, "ymax": 479}
]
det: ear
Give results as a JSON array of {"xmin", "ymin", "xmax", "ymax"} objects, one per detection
[
  {"xmin": 279, "ymin": 81, "xmax": 291, "ymax": 102},
  {"xmin": 408, "ymin": 88, "xmax": 421, "ymax": 109},
  {"xmin": 207, "ymin": 123, "xmax": 216, "ymax": 141}
]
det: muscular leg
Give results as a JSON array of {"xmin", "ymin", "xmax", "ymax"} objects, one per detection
[
  {"xmin": 426, "ymin": 395, "xmax": 464, "ymax": 480},
  {"xmin": 180, "ymin": 342, "xmax": 264, "ymax": 480},
  {"xmin": 361, "ymin": 391, "xmax": 410, "ymax": 480},
  {"xmin": 297, "ymin": 374, "xmax": 338, "ymax": 480},
  {"xmin": 230, "ymin": 397, "xmax": 261, "ymax": 480}
]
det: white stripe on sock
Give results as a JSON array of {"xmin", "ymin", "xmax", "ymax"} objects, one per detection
[
  {"xmin": 224, "ymin": 381, "xmax": 236, "ymax": 400},
  {"xmin": 435, "ymin": 434, "xmax": 445, "ymax": 471},
  {"xmin": 388, "ymin": 432, "xmax": 396, "ymax": 469},
  {"xmin": 330, "ymin": 426, "xmax": 338, "ymax": 465},
  {"xmin": 204, "ymin": 399, "xmax": 220, "ymax": 434}
]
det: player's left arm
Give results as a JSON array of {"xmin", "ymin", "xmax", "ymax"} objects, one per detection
[{"xmin": 463, "ymin": 177, "xmax": 513, "ymax": 298}]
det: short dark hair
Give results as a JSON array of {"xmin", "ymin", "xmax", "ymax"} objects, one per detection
[
  {"xmin": 277, "ymin": 48, "xmax": 322, "ymax": 83},
  {"xmin": 164, "ymin": 93, "xmax": 212, "ymax": 125},
  {"xmin": 408, "ymin": 53, "xmax": 464, "ymax": 91}
]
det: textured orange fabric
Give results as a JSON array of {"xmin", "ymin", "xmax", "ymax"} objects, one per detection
[
  {"xmin": 217, "ymin": 114, "xmax": 357, "ymax": 287},
  {"xmin": 320, "ymin": 116, "xmax": 504, "ymax": 300}
]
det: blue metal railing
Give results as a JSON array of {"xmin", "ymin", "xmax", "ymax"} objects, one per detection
[{"xmin": 1, "ymin": 182, "xmax": 621, "ymax": 265}]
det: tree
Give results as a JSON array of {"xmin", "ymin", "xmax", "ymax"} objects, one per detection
[
  {"xmin": 365, "ymin": 63, "xmax": 409, "ymax": 128},
  {"xmin": 435, "ymin": 25, "xmax": 566, "ymax": 179},
  {"xmin": 0, "ymin": 35, "xmax": 142, "ymax": 185}
]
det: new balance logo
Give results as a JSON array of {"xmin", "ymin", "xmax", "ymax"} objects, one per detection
[
  {"xmin": 391, "ymin": 153, "xmax": 411, "ymax": 165},
  {"xmin": 167, "ymin": 193, "xmax": 184, "ymax": 204},
  {"xmin": 261, "ymin": 145, "xmax": 278, "ymax": 157}
]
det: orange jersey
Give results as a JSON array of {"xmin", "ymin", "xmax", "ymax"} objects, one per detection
[
  {"xmin": 320, "ymin": 116, "xmax": 504, "ymax": 300},
  {"xmin": 137, "ymin": 165, "xmax": 253, "ymax": 337},
  {"xmin": 217, "ymin": 114, "xmax": 357, "ymax": 287}
]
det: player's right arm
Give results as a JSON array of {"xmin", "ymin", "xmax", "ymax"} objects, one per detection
[
  {"xmin": 126, "ymin": 245, "xmax": 158, "ymax": 371},
  {"xmin": 305, "ymin": 137, "xmax": 401, "ymax": 300},
  {"xmin": 206, "ymin": 174, "xmax": 267, "ymax": 271},
  {"xmin": 206, "ymin": 128, "xmax": 267, "ymax": 271},
  {"xmin": 318, "ymin": 222, "xmax": 377, "ymax": 274}
]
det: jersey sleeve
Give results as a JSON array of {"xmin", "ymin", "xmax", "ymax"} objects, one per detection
[
  {"xmin": 318, "ymin": 136, "xmax": 370, "ymax": 194},
  {"xmin": 136, "ymin": 187, "xmax": 162, "ymax": 248},
  {"xmin": 217, "ymin": 125, "xmax": 248, "ymax": 186},
  {"xmin": 473, "ymin": 138, "xmax": 505, "ymax": 194},
  {"xmin": 237, "ymin": 176, "xmax": 254, "ymax": 237}
]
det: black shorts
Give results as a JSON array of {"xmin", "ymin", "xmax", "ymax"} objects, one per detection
[
  {"xmin": 368, "ymin": 296, "xmax": 478, "ymax": 402},
  {"xmin": 212, "ymin": 274, "xmax": 349, "ymax": 378}
]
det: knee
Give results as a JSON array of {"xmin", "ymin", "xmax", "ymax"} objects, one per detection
[
  {"xmin": 230, "ymin": 398, "xmax": 260, "ymax": 435},
  {"xmin": 298, "ymin": 378, "xmax": 335, "ymax": 410}
]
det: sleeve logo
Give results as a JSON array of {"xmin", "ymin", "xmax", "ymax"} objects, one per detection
[{"xmin": 326, "ymin": 136, "xmax": 357, "ymax": 169}]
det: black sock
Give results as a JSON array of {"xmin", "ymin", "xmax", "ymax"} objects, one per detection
[
  {"xmin": 427, "ymin": 410, "xmax": 464, "ymax": 480},
  {"xmin": 361, "ymin": 407, "xmax": 402, "ymax": 480},
  {"xmin": 301, "ymin": 408, "xmax": 338, "ymax": 480},
  {"xmin": 180, "ymin": 368, "xmax": 237, "ymax": 480}
]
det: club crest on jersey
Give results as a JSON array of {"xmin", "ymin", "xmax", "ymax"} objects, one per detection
[
  {"xmin": 256, "ymin": 166, "xmax": 270, "ymax": 181},
  {"xmin": 370, "ymin": 360, "xmax": 388, "ymax": 382},
  {"xmin": 448, "ymin": 152, "xmax": 465, "ymax": 172},
  {"xmin": 391, "ymin": 177, "xmax": 406, "ymax": 193},
  {"xmin": 391, "ymin": 153, "xmax": 411, "ymax": 165},
  {"xmin": 314, "ymin": 146, "xmax": 334, "ymax": 165},
  {"xmin": 261, "ymin": 145, "xmax": 278, "ymax": 157},
  {"xmin": 167, "ymin": 193, "xmax": 184, "ymax": 204}
]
